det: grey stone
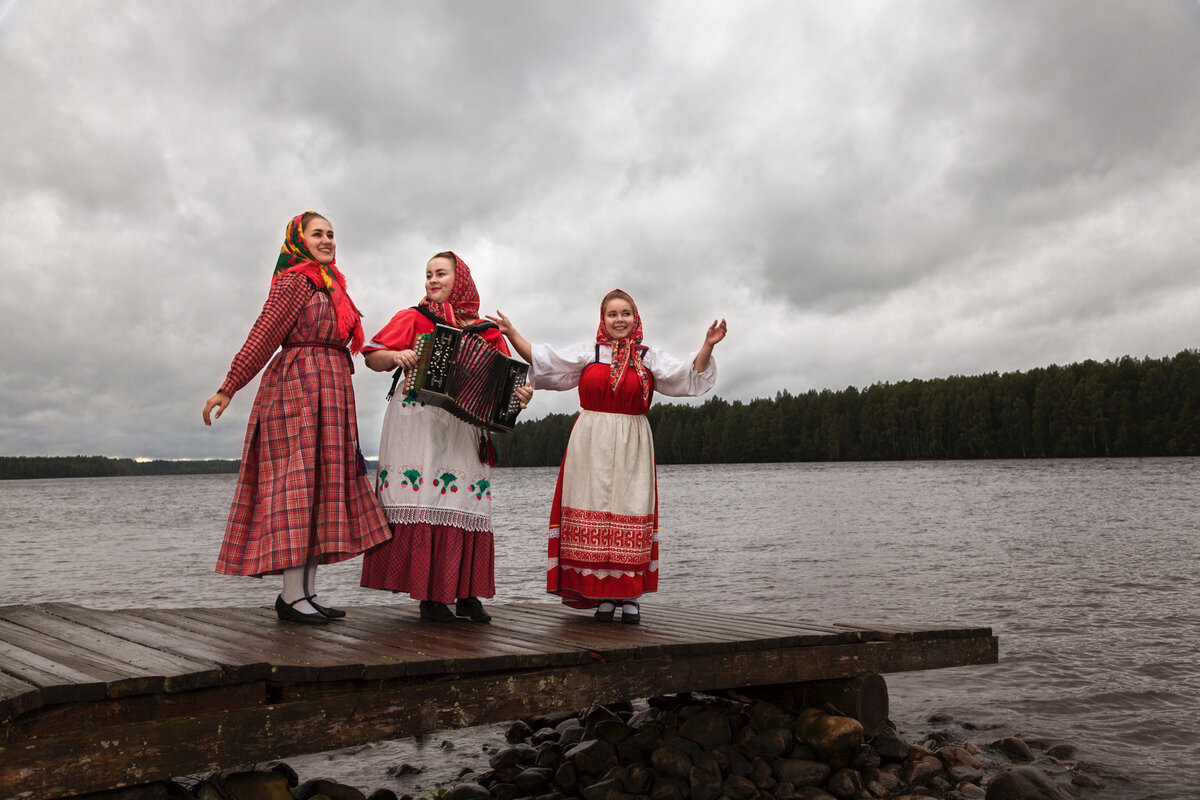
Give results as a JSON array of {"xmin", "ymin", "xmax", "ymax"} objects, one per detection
[
  {"xmin": 850, "ymin": 745, "xmax": 881, "ymax": 771},
  {"xmin": 679, "ymin": 710, "xmax": 733, "ymax": 750},
  {"xmin": 491, "ymin": 745, "xmax": 539, "ymax": 770},
  {"xmin": 624, "ymin": 766, "xmax": 654, "ymax": 794},
  {"xmin": 533, "ymin": 727, "xmax": 563, "ymax": 745},
  {"xmin": 1045, "ymin": 744, "xmax": 1076, "ymax": 760},
  {"xmin": 996, "ymin": 737, "xmax": 1034, "ymax": 763},
  {"xmin": 593, "ymin": 719, "xmax": 635, "ymax": 745},
  {"xmin": 743, "ymin": 728, "xmax": 794, "ymax": 759},
  {"xmin": 792, "ymin": 709, "xmax": 863, "ymax": 770},
  {"xmin": 936, "ymin": 746, "xmax": 981, "ymax": 769},
  {"xmin": 491, "ymin": 784, "xmax": 518, "ymax": 800},
  {"xmin": 567, "ymin": 740, "xmax": 619, "ymax": 776},
  {"xmin": 507, "ymin": 721, "xmax": 535, "ymax": 742},
  {"xmin": 555, "ymin": 761, "xmax": 580, "ymax": 792},
  {"xmin": 366, "ymin": 791, "xmax": 400, "ymax": 800},
  {"xmin": 219, "ymin": 771, "xmax": 295, "ymax": 800},
  {"xmin": 516, "ymin": 768, "xmax": 556, "ymax": 795},
  {"xmin": 825, "ymin": 769, "xmax": 864, "ymax": 800},
  {"xmin": 581, "ymin": 778, "xmax": 623, "ymax": 800},
  {"xmin": 649, "ymin": 780, "xmax": 686, "ymax": 800},
  {"xmin": 445, "ymin": 784, "xmax": 491, "ymax": 800},
  {"xmin": 748, "ymin": 701, "xmax": 789, "ymax": 733},
  {"xmin": 650, "ymin": 745, "xmax": 695, "ymax": 780},
  {"xmin": 750, "ymin": 757, "xmax": 774, "ymax": 790},
  {"xmin": 902, "ymin": 760, "xmax": 937, "ymax": 786},
  {"xmin": 869, "ymin": 730, "xmax": 909, "ymax": 761},
  {"xmin": 770, "ymin": 758, "xmax": 831, "ymax": 788},
  {"xmin": 689, "ymin": 765, "xmax": 723, "ymax": 800},
  {"xmin": 985, "ymin": 766, "xmax": 1076, "ymax": 800},
  {"xmin": 723, "ymin": 774, "xmax": 758, "ymax": 800},
  {"xmin": 948, "ymin": 765, "xmax": 985, "ymax": 783},
  {"xmin": 537, "ymin": 742, "xmax": 565, "ymax": 769},
  {"xmin": 294, "ymin": 778, "xmax": 366, "ymax": 800}
]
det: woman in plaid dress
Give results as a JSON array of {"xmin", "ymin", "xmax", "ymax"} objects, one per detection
[
  {"xmin": 203, "ymin": 211, "xmax": 390, "ymax": 625},
  {"xmin": 359, "ymin": 252, "xmax": 531, "ymax": 623}
]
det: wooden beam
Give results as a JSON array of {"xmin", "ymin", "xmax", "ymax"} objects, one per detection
[{"xmin": 0, "ymin": 635, "xmax": 996, "ymax": 800}]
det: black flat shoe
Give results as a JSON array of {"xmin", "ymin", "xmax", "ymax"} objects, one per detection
[
  {"xmin": 455, "ymin": 597, "xmax": 491, "ymax": 623},
  {"xmin": 275, "ymin": 595, "xmax": 329, "ymax": 625},
  {"xmin": 620, "ymin": 600, "xmax": 641, "ymax": 625},
  {"xmin": 307, "ymin": 596, "xmax": 346, "ymax": 619},
  {"xmin": 594, "ymin": 599, "xmax": 616, "ymax": 622},
  {"xmin": 419, "ymin": 600, "xmax": 456, "ymax": 622}
]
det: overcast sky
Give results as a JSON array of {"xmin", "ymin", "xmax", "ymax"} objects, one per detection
[{"xmin": 4, "ymin": 1, "xmax": 1200, "ymax": 459}]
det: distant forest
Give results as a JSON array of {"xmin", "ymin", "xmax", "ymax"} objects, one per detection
[
  {"xmin": 0, "ymin": 456, "xmax": 239, "ymax": 481},
  {"xmin": 493, "ymin": 350, "xmax": 1200, "ymax": 466},
  {"xmin": 5, "ymin": 351, "xmax": 1198, "ymax": 479}
]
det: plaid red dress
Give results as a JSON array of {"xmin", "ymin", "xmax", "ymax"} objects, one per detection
[{"xmin": 215, "ymin": 273, "xmax": 390, "ymax": 576}]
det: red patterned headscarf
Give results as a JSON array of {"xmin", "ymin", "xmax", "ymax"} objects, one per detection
[
  {"xmin": 417, "ymin": 251, "xmax": 480, "ymax": 327},
  {"xmin": 596, "ymin": 289, "xmax": 651, "ymax": 403},
  {"xmin": 272, "ymin": 211, "xmax": 365, "ymax": 354}
]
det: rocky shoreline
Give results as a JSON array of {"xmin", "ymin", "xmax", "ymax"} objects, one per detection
[{"xmin": 175, "ymin": 692, "xmax": 1110, "ymax": 800}]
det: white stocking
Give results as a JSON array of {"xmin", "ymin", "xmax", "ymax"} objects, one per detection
[
  {"xmin": 282, "ymin": 566, "xmax": 317, "ymax": 614},
  {"xmin": 303, "ymin": 557, "xmax": 324, "ymax": 608}
]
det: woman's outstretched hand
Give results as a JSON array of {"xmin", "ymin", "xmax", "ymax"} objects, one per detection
[
  {"xmin": 705, "ymin": 318, "xmax": 728, "ymax": 347},
  {"xmin": 487, "ymin": 310, "xmax": 533, "ymax": 363},
  {"xmin": 486, "ymin": 310, "xmax": 515, "ymax": 336},
  {"xmin": 203, "ymin": 391, "xmax": 231, "ymax": 426}
]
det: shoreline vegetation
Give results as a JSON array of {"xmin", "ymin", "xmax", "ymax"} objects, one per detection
[{"xmin": 5, "ymin": 349, "xmax": 1198, "ymax": 479}]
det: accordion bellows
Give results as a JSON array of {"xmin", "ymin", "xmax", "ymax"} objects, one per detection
[{"xmin": 404, "ymin": 324, "xmax": 529, "ymax": 432}]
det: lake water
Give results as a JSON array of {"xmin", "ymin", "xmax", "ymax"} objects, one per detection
[{"xmin": 1, "ymin": 459, "xmax": 1197, "ymax": 799}]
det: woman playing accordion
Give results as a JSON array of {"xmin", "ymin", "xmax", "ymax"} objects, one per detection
[{"xmin": 360, "ymin": 252, "xmax": 530, "ymax": 623}]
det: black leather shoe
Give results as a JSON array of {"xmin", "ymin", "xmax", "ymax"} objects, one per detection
[
  {"xmin": 419, "ymin": 600, "xmax": 456, "ymax": 622},
  {"xmin": 455, "ymin": 597, "xmax": 491, "ymax": 623},
  {"xmin": 307, "ymin": 595, "xmax": 346, "ymax": 619},
  {"xmin": 275, "ymin": 595, "xmax": 329, "ymax": 625},
  {"xmin": 594, "ymin": 599, "xmax": 616, "ymax": 622},
  {"xmin": 620, "ymin": 600, "xmax": 641, "ymax": 625}
]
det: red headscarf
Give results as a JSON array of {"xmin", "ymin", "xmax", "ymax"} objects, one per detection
[
  {"xmin": 417, "ymin": 251, "xmax": 480, "ymax": 327},
  {"xmin": 597, "ymin": 289, "xmax": 651, "ymax": 403},
  {"xmin": 273, "ymin": 211, "xmax": 365, "ymax": 354}
]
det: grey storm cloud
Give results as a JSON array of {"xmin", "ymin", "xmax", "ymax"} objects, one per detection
[{"xmin": 3, "ymin": 0, "xmax": 1200, "ymax": 458}]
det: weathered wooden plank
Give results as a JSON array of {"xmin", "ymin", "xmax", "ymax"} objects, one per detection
[
  {"xmin": 4, "ymin": 681, "xmax": 265, "ymax": 742},
  {"xmin": 494, "ymin": 605, "xmax": 670, "ymax": 662},
  {"xmin": 39, "ymin": 604, "xmax": 271, "ymax": 684},
  {"xmin": 126, "ymin": 609, "xmax": 349, "ymax": 683},
  {"xmin": 493, "ymin": 606, "xmax": 741, "ymax": 658},
  {"xmin": 832, "ymin": 622, "xmax": 994, "ymax": 642},
  {"xmin": 0, "ymin": 620, "xmax": 153, "ymax": 701},
  {"xmin": 644, "ymin": 606, "xmax": 866, "ymax": 648},
  {"xmin": 0, "ymin": 635, "xmax": 998, "ymax": 800},
  {"xmin": 0, "ymin": 606, "xmax": 224, "ymax": 693},
  {"xmin": 326, "ymin": 608, "xmax": 561, "ymax": 673},
  {"xmin": 0, "ymin": 670, "xmax": 42, "ymax": 721}
]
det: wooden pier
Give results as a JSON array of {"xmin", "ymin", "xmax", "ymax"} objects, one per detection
[{"xmin": 0, "ymin": 602, "xmax": 997, "ymax": 800}]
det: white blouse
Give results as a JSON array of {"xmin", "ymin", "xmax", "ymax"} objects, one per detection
[{"xmin": 528, "ymin": 341, "xmax": 717, "ymax": 398}]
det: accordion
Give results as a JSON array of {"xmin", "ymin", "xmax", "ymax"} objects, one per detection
[{"xmin": 400, "ymin": 323, "xmax": 529, "ymax": 432}]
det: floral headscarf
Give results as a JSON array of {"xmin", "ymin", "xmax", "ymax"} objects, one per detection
[
  {"xmin": 272, "ymin": 211, "xmax": 364, "ymax": 354},
  {"xmin": 417, "ymin": 251, "xmax": 480, "ymax": 327},
  {"xmin": 596, "ymin": 289, "xmax": 651, "ymax": 403}
]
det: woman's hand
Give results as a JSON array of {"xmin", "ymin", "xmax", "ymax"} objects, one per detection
[
  {"xmin": 203, "ymin": 391, "xmax": 231, "ymax": 426},
  {"xmin": 705, "ymin": 318, "xmax": 728, "ymax": 348},
  {"xmin": 515, "ymin": 383, "xmax": 533, "ymax": 409},
  {"xmin": 486, "ymin": 310, "xmax": 516, "ymax": 337},
  {"xmin": 392, "ymin": 349, "xmax": 418, "ymax": 370},
  {"xmin": 487, "ymin": 310, "xmax": 533, "ymax": 363}
]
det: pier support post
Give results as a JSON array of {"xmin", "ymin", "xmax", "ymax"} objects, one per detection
[{"xmin": 739, "ymin": 672, "xmax": 889, "ymax": 737}]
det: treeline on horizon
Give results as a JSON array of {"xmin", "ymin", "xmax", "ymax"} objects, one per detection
[
  {"xmin": 493, "ymin": 350, "xmax": 1200, "ymax": 466},
  {"xmin": 0, "ymin": 456, "xmax": 239, "ymax": 481}
]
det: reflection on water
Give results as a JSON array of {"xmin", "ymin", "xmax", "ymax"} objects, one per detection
[{"xmin": 2, "ymin": 458, "xmax": 1197, "ymax": 799}]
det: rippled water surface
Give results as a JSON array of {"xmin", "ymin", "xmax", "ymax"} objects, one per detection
[{"xmin": 2, "ymin": 459, "xmax": 1197, "ymax": 799}]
